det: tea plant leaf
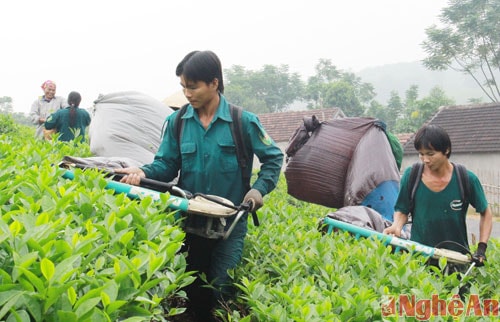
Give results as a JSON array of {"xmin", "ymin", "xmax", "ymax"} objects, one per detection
[
  {"xmin": 57, "ymin": 310, "xmax": 78, "ymax": 322},
  {"xmin": 15, "ymin": 268, "xmax": 43, "ymax": 293},
  {"xmin": 121, "ymin": 317, "xmax": 149, "ymax": 322},
  {"xmin": 67, "ymin": 286, "xmax": 77, "ymax": 305},
  {"xmin": 0, "ymin": 291, "xmax": 24, "ymax": 320},
  {"xmin": 119, "ymin": 230, "xmax": 135, "ymax": 246},
  {"xmin": 9, "ymin": 220, "xmax": 22, "ymax": 236},
  {"xmin": 105, "ymin": 300, "xmax": 128, "ymax": 315},
  {"xmin": 26, "ymin": 238, "xmax": 45, "ymax": 258},
  {"xmin": 52, "ymin": 255, "xmax": 81, "ymax": 284},
  {"xmin": 43, "ymin": 283, "xmax": 77, "ymax": 314},
  {"xmin": 4, "ymin": 308, "xmax": 31, "ymax": 322},
  {"xmin": 74, "ymin": 287, "xmax": 104, "ymax": 311},
  {"xmin": 40, "ymin": 257, "xmax": 55, "ymax": 281},
  {"xmin": 81, "ymin": 244, "xmax": 109, "ymax": 269},
  {"xmin": 101, "ymin": 291, "xmax": 111, "ymax": 308},
  {"xmin": 75, "ymin": 296, "xmax": 101, "ymax": 319},
  {"xmin": 147, "ymin": 252, "xmax": 166, "ymax": 279}
]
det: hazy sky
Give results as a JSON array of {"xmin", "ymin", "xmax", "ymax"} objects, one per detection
[{"xmin": 1, "ymin": 0, "xmax": 449, "ymax": 114}]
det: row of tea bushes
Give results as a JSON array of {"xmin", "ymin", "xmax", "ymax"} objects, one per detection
[
  {"xmin": 227, "ymin": 176, "xmax": 500, "ymax": 321},
  {"xmin": 0, "ymin": 127, "xmax": 193, "ymax": 321}
]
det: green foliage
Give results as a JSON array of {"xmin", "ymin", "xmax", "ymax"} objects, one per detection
[
  {"xmin": 219, "ymin": 59, "xmax": 458, "ymax": 131},
  {"xmin": 0, "ymin": 96, "xmax": 13, "ymax": 114},
  {"xmin": 305, "ymin": 59, "xmax": 376, "ymax": 116},
  {"xmin": 0, "ymin": 113, "xmax": 19, "ymax": 135},
  {"xmin": 225, "ymin": 64, "xmax": 305, "ymax": 113},
  {"xmin": 4, "ymin": 125, "xmax": 500, "ymax": 321},
  {"xmin": 226, "ymin": 176, "xmax": 500, "ymax": 321},
  {"xmin": 366, "ymin": 85, "xmax": 455, "ymax": 133},
  {"xmin": 422, "ymin": 0, "xmax": 500, "ymax": 102},
  {"xmin": 0, "ymin": 127, "xmax": 194, "ymax": 321},
  {"xmin": 395, "ymin": 85, "xmax": 455, "ymax": 133}
]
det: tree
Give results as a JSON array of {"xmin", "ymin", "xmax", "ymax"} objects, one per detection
[
  {"xmin": 305, "ymin": 59, "xmax": 375, "ymax": 116},
  {"xmin": 224, "ymin": 64, "xmax": 304, "ymax": 113},
  {"xmin": 323, "ymin": 80, "xmax": 365, "ymax": 116},
  {"xmin": 364, "ymin": 100, "xmax": 388, "ymax": 124},
  {"xmin": 387, "ymin": 91, "xmax": 403, "ymax": 117},
  {"xmin": 0, "ymin": 96, "xmax": 13, "ymax": 114},
  {"xmin": 422, "ymin": 0, "xmax": 500, "ymax": 102},
  {"xmin": 367, "ymin": 91, "xmax": 403, "ymax": 131},
  {"xmin": 395, "ymin": 85, "xmax": 455, "ymax": 133}
]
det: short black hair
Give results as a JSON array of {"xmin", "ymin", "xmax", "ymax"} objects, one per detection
[
  {"xmin": 176, "ymin": 50, "xmax": 224, "ymax": 93},
  {"xmin": 414, "ymin": 124, "xmax": 452, "ymax": 158}
]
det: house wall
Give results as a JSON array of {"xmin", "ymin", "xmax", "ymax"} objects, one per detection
[{"xmin": 252, "ymin": 141, "xmax": 289, "ymax": 171}]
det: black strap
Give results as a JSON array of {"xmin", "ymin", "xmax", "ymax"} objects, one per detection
[
  {"xmin": 174, "ymin": 103, "xmax": 259, "ymax": 226},
  {"xmin": 173, "ymin": 103, "xmax": 189, "ymax": 142},
  {"xmin": 229, "ymin": 105, "xmax": 250, "ymax": 186},
  {"xmin": 453, "ymin": 162, "xmax": 470, "ymax": 205},
  {"xmin": 228, "ymin": 105, "xmax": 259, "ymax": 226},
  {"xmin": 408, "ymin": 162, "xmax": 424, "ymax": 220},
  {"xmin": 408, "ymin": 162, "xmax": 470, "ymax": 221}
]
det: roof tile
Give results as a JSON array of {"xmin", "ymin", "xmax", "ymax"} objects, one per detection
[
  {"xmin": 257, "ymin": 108, "xmax": 344, "ymax": 142},
  {"xmin": 403, "ymin": 103, "xmax": 500, "ymax": 154}
]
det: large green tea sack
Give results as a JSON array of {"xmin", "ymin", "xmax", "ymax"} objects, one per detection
[
  {"xmin": 89, "ymin": 91, "xmax": 173, "ymax": 165},
  {"xmin": 285, "ymin": 117, "xmax": 400, "ymax": 217}
]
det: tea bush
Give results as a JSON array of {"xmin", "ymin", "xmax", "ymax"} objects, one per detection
[
  {"xmin": 0, "ymin": 130, "xmax": 193, "ymax": 321},
  {"xmin": 2, "ymin": 125, "xmax": 499, "ymax": 321},
  {"xmin": 228, "ymin": 178, "xmax": 500, "ymax": 321},
  {"xmin": 0, "ymin": 113, "xmax": 19, "ymax": 135}
]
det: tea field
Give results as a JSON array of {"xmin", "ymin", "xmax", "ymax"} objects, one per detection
[{"xmin": 1, "ymin": 116, "xmax": 499, "ymax": 321}]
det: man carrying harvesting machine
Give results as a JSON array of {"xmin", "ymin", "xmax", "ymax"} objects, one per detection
[
  {"xmin": 115, "ymin": 50, "xmax": 283, "ymax": 321},
  {"xmin": 384, "ymin": 125, "xmax": 492, "ymax": 271}
]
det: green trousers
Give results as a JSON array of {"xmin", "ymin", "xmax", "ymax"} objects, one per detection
[{"xmin": 182, "ymin": 219, "xmax": 247, "ymax": 320}]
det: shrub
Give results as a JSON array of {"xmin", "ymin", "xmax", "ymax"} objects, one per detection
[
  {"xmin": 227, "ymin": 176, "xmax": 500, "ymax": 321},
  {"xmin": 0, "ymin": 113, "xmax": 19, "ymax": 134},
  {"xmin": 0, "ymin": 127, "xmax": 193, "ymax": 321}
]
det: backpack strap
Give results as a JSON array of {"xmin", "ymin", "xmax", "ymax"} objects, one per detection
[
  {"xmin": 229, "ymin": 105, "xmax": 250, "ymax": 188},
  {"xmin": 407, "ymin": 162, "xmax": 424, "ymax": 221},
  {"xmin": 407, "ymin": 162, "xmax": 471, "ymax": 221},
  {"xmin": 451, "ymin": 162, "xmax": 470, "ymax": 205},
  {"xmin": 172, "ymin": 103, "xmax": 189, "ymax": 142},
  {"xmin": 229, "ymin": 105, "xmax": 259, "ymax": 226},
  {"xmin": 173, "ymin": 103, "xmax": 259, "ymax": 226}
]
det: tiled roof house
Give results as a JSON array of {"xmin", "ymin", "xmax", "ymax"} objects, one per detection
[
  {"xmin": 403, "ymin": 103, "xmax": 500, "ymax": 155},
  {"xmin": 258, "ymin": 108, "xmax": 345, "ymax": 144},
  {"xmin": 400, "ymin": 103, "xmax": 500, "ymax": 213}
]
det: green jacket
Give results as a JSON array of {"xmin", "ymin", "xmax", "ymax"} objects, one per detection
[
  {"xmin": 45, "ymin": 107, "xmax": 91, "ymax": 142},
  {"xmin": 395, "ymin": 166, "xmax": 488, "ymax": 253},
  {"xmin": 142, "ymin": 95, "xmax": 283, "ymax": 206}
]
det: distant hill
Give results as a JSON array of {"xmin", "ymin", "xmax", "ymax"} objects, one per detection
[{"xmin": 357, "ymin": 61, "xmax": 488, "ymax": 105}]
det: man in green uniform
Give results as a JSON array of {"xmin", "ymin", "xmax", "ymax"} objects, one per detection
[
  {"xmin": 116, "ymin": 50, "xmax": 283, "ymax": 321},
  {"xmin": 384, "ymin": 125, "xmax": 492, "ymax": 268}
]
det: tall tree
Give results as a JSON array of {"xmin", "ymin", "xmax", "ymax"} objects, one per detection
[
  {"xmin": 224, "ymin": 64, "xmax": 304, "ymax": 113},
  {"xmin": 305, "ymin": 59, "xmax": 375, "ymax": 116},
  {"xmin": 382, "ymin": 91, "xmax": 404, "ymax": 130},
  {"xmin": 395, "ymin": 85, "xmax": 455, "ymax": 133},
  {"xmin": 323, "ymin": 81, "xmax": 364, "ymax": 116},
  {"xmin": 422, "ymin": 0, "xmax": 500, "ymax": 102},
  {"xmin": 0, "ymin": 96, "xmax": 13, "ymax": 114},
  {"xmin": 364, "ymin": 100, "xmax": 389, "ymax": 125}
]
